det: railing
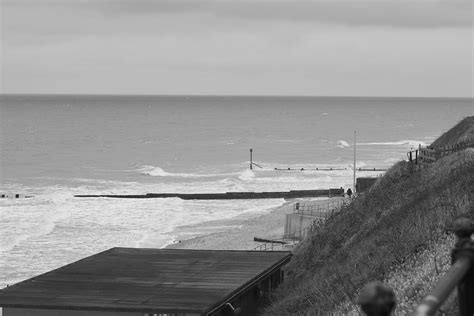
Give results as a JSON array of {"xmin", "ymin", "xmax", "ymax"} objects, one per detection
[
  {"xmin": 358, "ymin": 217, "xmax": 474, "ymax": 316},
  {"xmin": 285, "ymin": 199, "xmax": 350, "ymax": 241},
  {"xmin": 254, "ymin": 199, "xmax": 351, "ymax": 250},
  {"xmin": 294, "ymin": 198, "xmax": 350, "ymax": 217},
  {"xmin": 253, "ymin": 241, "xmax": 292, "ymax": 251},
  {"xmin": 283, "ymin": 224, "xmax": 317, "ymax": 242}
]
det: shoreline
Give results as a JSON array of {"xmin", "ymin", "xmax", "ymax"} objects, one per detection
[
  {"xmin": 165, "ymin": 198, "xmax": 342, "ymax": 251},
  {"xmin": 165, "ymin": 201, "xmax": 297, "ymax": 250}
]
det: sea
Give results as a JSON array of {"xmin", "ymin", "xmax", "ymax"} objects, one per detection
[{"xmin": 0, "ymin": 95, "xmax": 472, "ymax": 290}]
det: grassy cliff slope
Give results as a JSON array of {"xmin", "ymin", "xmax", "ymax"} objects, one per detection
[
  {"xmin": 431, "ymin": 116, "xmax": 474, "ymax": 148},
  {"xmin": 263, "ymin": 119, "xmax": 473, "ymax": 316}
]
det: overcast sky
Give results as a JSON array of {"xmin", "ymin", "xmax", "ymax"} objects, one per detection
[{"xmin": 1, "ymin": 0, "xmax": 472, "ymax": 96}]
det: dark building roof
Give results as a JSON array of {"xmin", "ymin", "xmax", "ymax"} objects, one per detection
[{"xmin": 0, "ymin": 248, "xmax": 291, "ymax": 314}]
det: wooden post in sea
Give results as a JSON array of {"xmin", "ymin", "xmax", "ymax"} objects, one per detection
[{"xmin": 250, "ymin": 148, "xmax": 253, "ymax": 170}]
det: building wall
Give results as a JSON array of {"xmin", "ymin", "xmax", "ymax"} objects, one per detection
[
  {"xmin": 3, "ymin": 308, "xmax": 142, "ymax": 316},
  {"xmin": 209, "ymin": 268, "xmax": 284, "ymax": 316}
]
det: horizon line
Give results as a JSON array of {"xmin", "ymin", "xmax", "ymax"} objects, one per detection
[{"xmin": 1, "ymin": 93, "xmax": 472, "ymax": 100}]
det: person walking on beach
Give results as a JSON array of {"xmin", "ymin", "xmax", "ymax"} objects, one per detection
[{"xmin": 346, "ymin": 188, "xmax": 353, "ymax": 198}]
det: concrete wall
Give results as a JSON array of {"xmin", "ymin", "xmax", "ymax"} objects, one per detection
[{"xmin": 209, "ymin": 269, "xmax": 284, "ymax": 316}]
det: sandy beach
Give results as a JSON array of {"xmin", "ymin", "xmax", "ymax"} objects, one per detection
[
  {"xmin": 166, "ymin": 198, "xmax": 344, "ymax": 251},
  {"xmin": 166, "ymin": 201, "xmax": 298, "ymax": 251}
]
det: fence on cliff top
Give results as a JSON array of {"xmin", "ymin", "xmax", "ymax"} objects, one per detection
[{"xmin": 407, "ymin": 139, "xmax": 474, "ymax": 167}]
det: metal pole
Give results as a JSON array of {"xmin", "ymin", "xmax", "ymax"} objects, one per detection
[
  {"xmin": 358, "ymin": 218, "xmax": 474, "ymax": 316},
  {"xmin": 413, "ymin": 257, "xmax": 471, "ymax": 316},
  {"xmin": 353, "ymin": 130, "xmax": 356, "ymax": 193},
  {"xmin": 454, "ymin": 218, "xmax": 474, "ymax": 316},
  {"xmin": 413, "ymin": 217, "xmax": 474, "ymax": 316},
  {"xmin": 250, "ymin": 148, "xmax": 253, "ymax": 170}
]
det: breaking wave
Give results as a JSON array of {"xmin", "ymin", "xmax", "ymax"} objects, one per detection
[
  {"xmin": 358, "ymin": 140, "xmax": 427, "ymax": 147},
  {"xmin": 238, "ymin": 169, "xmax": 255, "ymax": 181},
  {"xmin": 337, "ymin": 140, "xmax": 350, "ymax": 148},
  {"xmin": 137, "ymin": 166, "xmax": 235, "ymax": 178}
]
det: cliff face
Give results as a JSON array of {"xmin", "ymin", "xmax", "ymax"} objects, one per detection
[{"xmin": 263, "ymin": 118, "xmax": 474, "ymax": 316}]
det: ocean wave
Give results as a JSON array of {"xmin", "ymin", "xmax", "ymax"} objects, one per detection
[
  {"xmin": 358, "ymin": 140, "xmax": 427, "ymax": 147},
  {"xmin": 384, "ymin": 157, "xmax": 401, "ymax": 163},
  {"xmin": 271, "ymin": 139, "xmax": 300, "ymax": 143},
  {"xmin": 218, "ymin": 178, "xmax": 247, "ymax": 191},
  {"xmin": 0, "ymin": 201, "xmax": 70, "ymax": 253},
  {"xmin": 337, "ymin": 140, "xmax": 350, "ymax": 148},
  {"xmin": 136, "ymin": 165, "xmax": 263, "ymax": 182},
  {"xmin": 137, "ymin": 165, "xmax": 235, "ymax": 178},
  {"xmin": 238, "ymin": 169, "xmax": 255, "ymax": 181}
]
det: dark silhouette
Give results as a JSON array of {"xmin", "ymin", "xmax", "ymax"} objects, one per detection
[
  {"xmin": 347, "ymin": 188, "xmax": 353, "ymax": 198},
  {"xmin": 358, "ymin": 281, "xmax": 396, "ymax": 316}
]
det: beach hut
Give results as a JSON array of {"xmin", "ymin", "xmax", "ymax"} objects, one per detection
[{"xmin": 0, "ymin": 248, "xmax": 291, "ymax": 316}]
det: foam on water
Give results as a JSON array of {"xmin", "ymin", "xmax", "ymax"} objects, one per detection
[
  {"xmin": 271, "ymin": 139, "xmax": 301, "ymax": 143},
  {"xmin": 358, "ymin": 139, "xmax": 428, "ymax": 147},
  {"xmin": 384, "ymin": 157, "xmax": 401, "ymax": 164},
  {"xmin": 0, "ymin": 176, "xmax": 292, "ymax": 288},
  {"xmin": 238, "ymin": 169, "xmax": 255, "ymax": 181},
  {"xmin": 137, "ymin": 165, "xmax": 237, "ymax": 179},
  {"xmin": 337, "ymin": 140, "xmax": 350, "ymax": 148}
]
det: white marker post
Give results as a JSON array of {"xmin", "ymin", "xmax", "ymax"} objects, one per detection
[{"xmin": 353, "ymin": 130, "xmax": 356, "ymax": 193}]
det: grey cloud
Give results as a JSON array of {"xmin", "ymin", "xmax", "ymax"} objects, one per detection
[
  {"xmin": 3, "ymin": 0, "xmax": 473, "ymax": 28},
  {"xmin": 85, "ymin": 0, "xmax": 474, "ymax": 28},
  {"xmin": 222, "ymin": 1, "xmax": 473, "ymax": 28}
]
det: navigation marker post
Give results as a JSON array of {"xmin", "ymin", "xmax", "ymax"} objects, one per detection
[{"xmin": 250, "ymin": 148, "xmax": 253, "ymax": 170}]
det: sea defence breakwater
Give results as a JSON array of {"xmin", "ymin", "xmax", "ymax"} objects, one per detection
[{"xmin": 75, "ymin": 188, "xmax": 344, "ymax": 200}]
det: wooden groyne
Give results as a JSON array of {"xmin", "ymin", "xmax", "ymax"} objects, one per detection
[
  {"xmin": 1, "ymin": 194, "xmax": 33, "ymax": 199},
  {"xmin": 75, "ymin": 188, "xmax": 344, "ymax": 200}
]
